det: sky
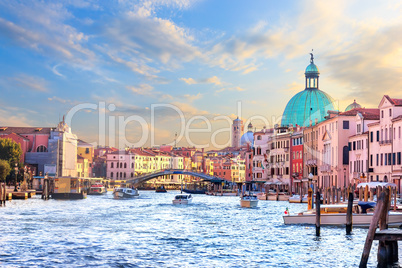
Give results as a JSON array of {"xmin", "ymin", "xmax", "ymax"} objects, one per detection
[{"xmin": 1, "ymin": 0, "xmax": 402, "ymax": 150}]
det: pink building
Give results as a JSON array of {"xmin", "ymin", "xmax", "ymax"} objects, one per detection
[
  {"xmin": 348, "ymin": 108, "xmax": 379, "ymax": 184},
  {"xmin": 368, "ymin": 95, "xmax": 402, "ymax": 192}
]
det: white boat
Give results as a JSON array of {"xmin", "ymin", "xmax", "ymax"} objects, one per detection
[
  {"xmin": 88, "ymin": 184, "xmax": 107, "ymax": 195},
  {"xmin": 172, "ymin": 194, "xmax": 193, "ymax": 205},
  {"xmin": 283, "ymin": 202, "xmax": 402, "ymax": 227},
  {"xmin": 113, "ymin": 188, "xmax": 139, "ymax": 198},
  {"xmin": 240, "ymin": 194, "xmax": 259, "ymax": 208},
  {"xmin": 288, "ymin": 194, "xmax": 308, "ymax": 203}
]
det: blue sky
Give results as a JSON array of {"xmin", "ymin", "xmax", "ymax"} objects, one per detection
[{"xmin": 1, "ymin": 0, "xmax": 402, "ymax": 149}]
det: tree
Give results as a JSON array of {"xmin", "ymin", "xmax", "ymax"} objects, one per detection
[
  {"xmin": 0, "ymin": 138, "xmax": 23, "ymax": 165},
  {"xmin": 0, "ymin": 159, "xmax": 11, "ymax": 182}
]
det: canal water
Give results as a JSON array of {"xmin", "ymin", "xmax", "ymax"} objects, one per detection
[{"xmin": 0, "ymin": 191, "xmax": 398, "ymax": 267}]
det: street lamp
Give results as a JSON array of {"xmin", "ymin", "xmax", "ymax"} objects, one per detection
[{"xmin": 14, "ymin": 163, "xmax": 19, "ymax": 192}]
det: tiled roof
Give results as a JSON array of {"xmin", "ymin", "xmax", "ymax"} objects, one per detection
[
  {"xmin": 0, "ymin": 126, "xmax": 52, "ymax": 135},
  {"xmin": 339, "ymin": 108, "xmax": 380, "ymax": 120},
  {"xmin": 385, "ymin": 95, "xmax": 402, "ymax": 106}
]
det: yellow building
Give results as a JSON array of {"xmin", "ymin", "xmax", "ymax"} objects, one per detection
[{"xmin": 77, "ymin": 139, "xmax": 94, "ymax": 176}]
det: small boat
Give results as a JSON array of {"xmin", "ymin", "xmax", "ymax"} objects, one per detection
[
  {"xmin": 182, "ymin": 188, "xmax": 206, "ymax": 194},
  {"xmin": 88, "ymin": 184, "xmax": 107, "ymax": 195},
  {"xmin": 172, "ymin": 194, "xmax": 193, "ymax": 205},
  {"xmin": 155, "ymin": 186, "xmax": 167, "ymax": 193},
  {"xmin": 283, "ymin": 202, "xmax": 402, "ymax": 227},
  {"xmin": 240, "ymin": 194, "xmax": 259, "ymax": 208},
  {"xmin": 113, "ymin": 187, "xmax": 140, "ymax": 198},
  {"xmin": 288, "ymin": 194, "xmax": 308, "ymax": 203},
  {"xmin": 52, "ymin": 177, "xmax": 87, "ymax": 200}
]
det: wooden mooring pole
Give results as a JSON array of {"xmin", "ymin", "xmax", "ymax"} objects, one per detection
[
  {"xmin": 346, "ymin": 191, "xmax": 354, "ymax": 235},
  {"xmin": 0, "ymin": 182, "xmax": 6, "ymax": 206},
  {"xmin": 315, "ymin": 190, "xmax": 321, "ymax": 237},
  {"xmin": 359, "ymin": 188, "xmax": 390, "ymax": 268}
]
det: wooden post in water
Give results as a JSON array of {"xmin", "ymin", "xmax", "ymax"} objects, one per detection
[
  {"xmin": 331, "ymin": 187, "xmax": 335, "ymax": 204},
  {"xmin": 315, "ymin": 190, "xmax": 321, "ymax": 237},
  {"xmin": 346, "ymin": 192, "xmax": 354, "ymax": 235},
  {"xmin": 359, "ymin": 186, "xmax": 363, "ymax": 201},
  {"xmin": 359, "ymin": 188, "xmax": 390, "ymax": 268},
  {"xmin": 307, "ymin": 187, "xmax": 313, "ymax": 210},
  {"xmin": 364, "ymin": 185, "xmax": 368, "ymax": 202},
  {"xmin": 0, "ymin": 182, "xmax": 5, "ymax": 206},
  {"xmin": 393, "ymin": 187, "xmax": 397, "ymax": 212}
]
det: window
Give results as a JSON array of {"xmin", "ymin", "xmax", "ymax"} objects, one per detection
[
  {"xmin": 36, "ymin": 145, "xmax": 47, "ymax": 152},
  {"xmin": 398, "ymin": 152, "xmax": 401, "ymax": 165},
  {"xmin": 376, "ymin": 154, "xmax": 379, "ymax": 166},
  {"xmin": 111, "ymin": 172, "xmax": 113, "ymax": 178},
  {"xmin": 389, "ymin": 109, "xmax": 392, "ymax": 117},
  {"xmin": 257, "ymin": 135, "xmax": 261, "ymax": 140},
  {"xmin": 131, "ymin": 163, "xmax": 134, "ymax": 168},
  {"xmin": 381, "ymin": 110, "xmax": 384, "ymax": 118},
  {"xmin": 370, "ymin": 132, "xmax": 373, "ymax": 142},
  {"xmin": 85, "ymin": 148, "xmax": 89, "ymax": 154},
  {"xmin": 376, "ymin": 131, "xmax": 379, "ymax": 142},
  {"xmin": 370, "ymin": 154, "xmax": 373, "ymax": 166},
  {"xmin": 343, "ymin": 120, "xmax": 349, "ymax": 129},
  {"xmin": 111, "ymin": 162, "xmax": 114, "ymax": 168}
]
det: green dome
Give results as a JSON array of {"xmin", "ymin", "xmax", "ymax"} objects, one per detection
[
  {"xmin": 305, "ymin": 63, "xmax": 320, "ymax": 75},
  {"xmin": 345, "ymin": 100, "xmax": 362, "ymax": 111},
  {"xmin": 281, "ymin": 53, "xmax": 335, "ymax": 127},
  {"xmin": 281, "ymin": 89, "xmax": 335, "ymax": 127}
]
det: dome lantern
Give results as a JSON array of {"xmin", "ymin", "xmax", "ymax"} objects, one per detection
[{"xmin": 305, "ymin": 52, "xmax": 320, "ymax": 89}]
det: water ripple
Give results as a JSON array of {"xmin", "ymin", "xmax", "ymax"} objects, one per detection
[{"xmin": 0, "ymin": 191, "xmax": 397, "ymax": 267}]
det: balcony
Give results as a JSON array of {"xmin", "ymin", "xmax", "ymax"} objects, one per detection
[
  {"xmin": 306, "ymin": 159, "xmax": 317, "ymax": 166},
  {"xmin": 380, "ymin": 140, "xmax": 392, "ymax": 145},
  {"xmin": 320, "ymin": 164, "xmax": 331, "ymax": 172},
  {"xmin": 284, "ymin": 147, "xmax": 289, "ymax": 152}
]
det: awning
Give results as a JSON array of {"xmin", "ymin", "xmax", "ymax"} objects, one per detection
[{"xmin": 356, "ymin": 182, "xmax": 397, "ymax": 189}]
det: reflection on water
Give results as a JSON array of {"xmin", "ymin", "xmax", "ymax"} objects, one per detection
[{"xmin": 0, "ymin": 191, "xmax": 396, "ymax": 267}]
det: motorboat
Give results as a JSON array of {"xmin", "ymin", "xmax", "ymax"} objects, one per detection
[
  {"xmin": 88, "ymin": 184, "xmax": 107, "ymax": 195},
  {"xmin": 288, "ymin": 194, "xmax": 308, "ymax": 203},
  {"xmin": 155, "ymin": 186, "xmax": 167, "ymax": 193},
  {"xmin": 172, "ymin": 194, "xmax": 193, "ymax": 205},
  {"xmin": 240, "ymin": 194, "xmax": 259, "ymax": 208},
  {"xmin": 283, "ymin": 202, "xmax": 402, "ymax": 227},
  {"xmin": 113, "ymin": 187, "xmax": 139, "ymax": 198}
]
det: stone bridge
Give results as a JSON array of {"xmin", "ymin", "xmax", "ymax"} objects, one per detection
[{"xmin": 125, "ymin": 169, "xmax": 223, "ymax": 187}]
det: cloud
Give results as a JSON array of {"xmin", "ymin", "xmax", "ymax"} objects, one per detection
[
  {"xmin": 48, "ymin": 96, "xmax": 67, "ymax": 103},
  {"xmin": 180, "ymin": 76, "xmax": 223, "ymax": 86},
  {"xmin": 182, "ymin": 93, "xmax": 202, "ymax": 102},
  {"xmin": 8, "ymin": 74, "xmax": 49, "ymax": 92},
  {"xmin": 216, "ymin": 86, "xmax": 246, "ymax": 94},
  {"xmin": 127, "ymin": 84, "xmax": 154, "ymax": 95},
  {"xmin": 0, "ymin": 3, "xmax": 95, "ymax": 66},
  {"xmin": 180, "ymin": 77, "xmax": 197, "ymax": 84}
]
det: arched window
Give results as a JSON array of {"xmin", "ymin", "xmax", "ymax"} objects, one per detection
[
  {"xmin": 120, "ymin": 163, "xmax": 122, "ymax": 168},
  {"xmin": 124, "ymin": 172, "xmax": 126, "ymax": 178},
  {"xmin": 124, "ymin": 163, "xmax": 127, "ymax": 168},
  {"xmin": 110, "ymin": 172, "xmax": 113, "ymax": 178},
  {"xmin": 131, "ymin": 172, "xmax": 133, "ymax": 178},
  {"xmin": 131, "ymin": 163, "xmax": 134, "ymax": 169},
  {"xmin": 36, "ymin": 145, "xmax": 47, "ymax": 152},
  {"xmin": 384, "ymin": 175, "xmax": 388, "ymax": 182},
  {"xmin": 120, "ymin": 172, "xmax": 122, "ymax": 178},
  {"xmin": 111, "ymin": 162, "xmax": 114, "ymax": 168},
  {"xmin": 116, "ymin": 172, "xmax": 119, "ymax": 178}
]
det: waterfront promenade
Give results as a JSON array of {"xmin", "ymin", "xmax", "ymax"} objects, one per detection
[{"xmin": 0, "ymin": 191, "xmax": 396, "ymax": 267}]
